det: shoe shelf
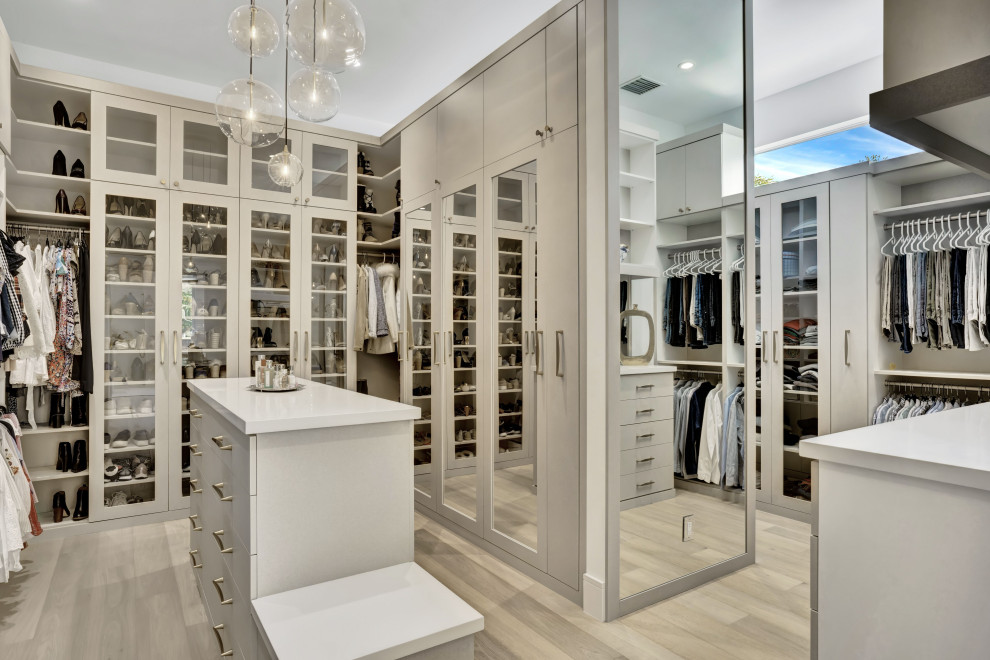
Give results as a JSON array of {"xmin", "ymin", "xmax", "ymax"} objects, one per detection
[
  {"xmin": 356, "ymin": 236, "xmax": 401, "ymax": 250},
  {"xmin": 5, "ymin": 199, "xmax": 91, "ymax": 225},
  {"xmin": 30, "ymin": 465, "xmax": 90, "ymax": 481},
  {"xmin": 106, "ymin": 247, "xmax": 154, "ymax": 256},
  {"xmin": 4, "ymin": 158, "xmax": 92, "ymax": 187},
  {"xmin": 105, "ymin": 476, "xmax": 156, "ymax": 487},
  {"xmin": 104, "ymin": 445, "xmax": 154, "ymax": 455},
  {"xmin": 251, "ymin": 226, "xmax": 292, "ymax": 237},
  {"xmin": 357, "ymin": 165, "xmax": 401, "ymax": 186},
  {"xmin": 21, "ymin": 425, "xmax": 90, "ymax": 436},
  {"xmin": 39, "ymin": 512, "xmax": 88, "ymax": 529},
  {"xmin": 357, "ymin": 205, "xmax": 401, "ymax": 220},
  {"xmin": 11, "ymin": 111, "xmax": 91, "ymax": 147}
]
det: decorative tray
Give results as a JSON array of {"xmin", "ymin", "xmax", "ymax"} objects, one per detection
[{"xmin": 247, "ymin": 384, "xmax": 305, "ymax": 393}]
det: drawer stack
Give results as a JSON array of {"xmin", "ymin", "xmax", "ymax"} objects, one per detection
[
  {"xmin": 188, "ymin": 396, "xmax": 268, "ymax": 660},
  {"xmin": 618, "ymin": 372, "xmax": 675, "ymax": 509}
]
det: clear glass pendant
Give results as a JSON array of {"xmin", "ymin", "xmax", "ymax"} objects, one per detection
[
  {"xmin": 268, "ymin": 144, "xmax": 304, "ymax": 187},
  {"xmin": 228, "ymin": 4, "xmax": 281, "ymax": 57},
  {"xmin": 286, "ymin": 0, "xmax": 366, "ymax": 73},
  {"xmin": 215, "ymin": 78, "xmax": 284, "ymax": 148},
  {"xmin": 288, "ymin": 66, "xmax": 341, "ymax": 122}
]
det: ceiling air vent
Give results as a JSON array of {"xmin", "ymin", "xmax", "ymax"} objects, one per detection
[{"xmin": 620, "ymin": 76, "xmax": 662, "ymax": 95}]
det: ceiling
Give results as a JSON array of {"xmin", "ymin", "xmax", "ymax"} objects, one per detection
[
  {"xmin": 0, "ymin": 0, "xmax": 884, "ymax": 136},
  {"xmin": 619, "ymin": 0, "xmax": 883, "ymax": 128},
  {"xmin": 0, "ymin": 0, "xmax": 560, "ymax": 136}
]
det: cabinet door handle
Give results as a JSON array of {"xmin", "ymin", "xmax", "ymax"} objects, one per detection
[
  {"xmin": 212, "ymin": 624, "xmax": 234, "ymax": 657},
  {"xmin": 212, "ymin": 435, "xmax": 232, "ymax": 451},
  {"xmin": 189, "ymin": 550, "xmax": 202, "ymax": 569},
  {"xmin": 685, "ymin": 206, "xmax": 691, "ymax": 212},
  {"xmin": 190, "ymin": 409, "xmax": 202, "ymax": 418},
  {"xmin": 636, "ymin": 408, "xmax": 655, "ymax": 415},
  {"xmin": 188, "ymin": 515, "xmax": 202, "ymax": 532},
  {"xmin": 844, "ymin": 329, "xmax": 851, "ymax": 366},
  {"xmin": 545, "ymin": 125, "xmax": 554, "ymax": 134},
  {"xmin": 678, "ymin": 208, "xmax": 684, "ymax": 213},
  {"xmin": 292, "ymin": 331, "xmax": 298, "ymax": 363},
  {"xmin": 636, "ymin": 480, "xmax": 656, "ymax": 489},
  {"xmin": 304, "ymin": 331, "xmax": 310, "ymax": 362},
  {"xmin": 189, "ymin": 443, "xmax": 203, "ymax": 457},
  {"xmin": 173, "ymin": 181, "xmax": 180, "ymax": 188},
  {"xmin": 555, "ymin": 330, "xmax": 564, "ymax": 377},
  {"xmin": 773, "ymin": 330, "xmax": 780, "ymax": 363},
  {"xmin": 636, "ymin": 457, "xmax": 655, "ymax": 464},
  {"xmin": 212, "ymin": 482, "xmax": 234, "ymax": 502},
  {"xmin": 635, "ymin": 433, "xmax": 655, "ymax": 440},
  {"xmin": 636, "ymin": 384, "xmax": 654, "ymax": 391},
  {"xmin": 535, "ymin": 128, "xmax": 544, "ymax": 138},
  {"xmin": 160, "ymin": 330, "xmax": 166, "ymax": 364},
  {"xmin": 762, "ymin": 331, "xmax": 769, "ymax": 363},
  {"xmin": 212, "ymin": 530, "xmax": 233, "ymax": 554},
  {"xmin": 212, "ymin": 577, "xmax": 233, "ymax": 605},
  {"xmin": 535, "ymin": 330, "xmax": 544, "ymax": 375},
  {"xmin": 160, "ymin": 178, "xmax": 167, "ymax": 186},
  {"xmin": 432, "ymin": 331, "xmax": 439, "ymax": 364},
  {"xmin": 447, "ymin": 331, "xmax": 453, "ymax": 360},
  {"xmin": 189, "ymin": 478, "xmax": 203, "ymax": 494},
  {"xmin": 173, "ymin": 330, "xmax": 178, "ymax": 365}
]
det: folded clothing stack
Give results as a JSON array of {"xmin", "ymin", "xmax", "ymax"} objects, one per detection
[
  {"xmin": 783, "ymin": 318, "xmax": 817, "ymax": 346},
  {"xmin": 791, "ymin": 363, "xmax": 818, "ymax": 392}
]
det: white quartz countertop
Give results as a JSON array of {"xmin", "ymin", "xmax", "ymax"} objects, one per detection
[
  {"xmin": 620, "ymin": 365, "xmax": 677, "ymax": 375},
  {"xmin": 187, "ymin": 378, "xmax": 420, "ymax": 434},
  {"xmin": 800, "ymin": 402, "xmax": 990, "ymax": 492}
]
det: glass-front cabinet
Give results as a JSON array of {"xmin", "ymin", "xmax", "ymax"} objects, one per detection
[
  {"xmin": 761, "ymin": 183, "xmax": 829, "ymax": 516},
  {"xmin": 239, "ymin": 131, "xmax": 303, "ymax": 204},
  {"xmin": 303, "ymin": 209, "xmax": 355, "ymax": 388},
  {"xmin": 240, "ymin": 200, "xmax": 301, "ymax": 378},
  {"xmin": 169, "ymin": 108, "xmax": 239, "ymax": 197},
  {"xmin": 169, "ymin": 193, "xmax": 240, "ymax": 508},
  {"xmin": 92, "ymin": 94, "xmax": 170, "ymax": 188},
  {"xmin": 303, "ymin": 133, "xmax": 356, "ymax": 211},
  {"xmin": 753, "ymin": 199, "xmax": 767, "ymax": 502},
  {"xmin": 91, "ymin": 182, "xmax": 171, "ymax": 520}
]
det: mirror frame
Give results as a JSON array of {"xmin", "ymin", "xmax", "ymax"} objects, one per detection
[{"xmin": 604, "ymin": 0, "xmax": 755, "ymax": 620}]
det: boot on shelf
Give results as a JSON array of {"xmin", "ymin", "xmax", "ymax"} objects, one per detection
[
  {"xmin": 391, "ymin": 211, "xmax": 400, "ymax": 239},
  {"xmin": 72, "ymin": 484, "xmax": 89, "ymax": 521},
  {"xmin": 52, "ymin": 491, "xmax": 72, "ymax": 523},
  {"xmin": 70, "ymin": 392, "xmax": 88, "ymax": 427},
  {"xmin": 56, "ymin": 441, "xmax": 72, "ymax": 472},
  {"xmin": 70, "ymin": 439, "xmax": 87, "ymax": 473},
  {"xmin": 49, "ymin": 393, "xmax": 65, "ymax": 429}
]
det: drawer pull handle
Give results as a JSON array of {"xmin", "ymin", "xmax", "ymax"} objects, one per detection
[
  {"xmin": 636, "ymin": 457, "xmax": 655, "ymax": 464},
  {"xmin": 189, "ymin": 409, "xmax": 203, "ymax": 418},
  {"xmin": 635, "ymin": 408, "xmax": 655, "ymax": 415},
  {"xmin": 189, "ymin": 550, "xmax": 202, "ymax": 569},
  {"xmin": 636, "ymin": 480, "xmax": 656, "ymax": 489},
  {"xmin": 189, "ymin": 443, "xmax": 203, "ymax": 457},
  {"xmin": 212, "ymin": 482, "xmax": 234, "ymax": 502},
  {"xmin": 213, "ymin": 624, "xmax": 234, "ymax": 657},
  {"xmin": 212, "ymin": 530, "xmax": 233, "ymax": 554},
  {"xmin": 189, "ymin": 478, "xmax": 203, "ymax": 494},
  {"xmin": 212, "ymin": 577, "xmax": 233, "ymax": 605},
  {"xmin": 635, "ymin": 384, "xmax": 654, "ymax": 390},
  {"xmin": 212, "ymin": 435, "xmax": 233, "ymax": 451},
  {"xmin": 635, "ymin": 433, "xmax": 654, "ymax": 440},
  {"xmin": 189, "ymin": 515, "xmax": 202, "ymax": 532}
]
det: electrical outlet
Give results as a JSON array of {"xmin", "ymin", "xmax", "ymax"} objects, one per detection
[{"xmin": 682, "ymin": 514, "xmax": 694, "ymax": 541}]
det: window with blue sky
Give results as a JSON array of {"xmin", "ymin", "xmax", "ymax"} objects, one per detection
[{"xmin": 754, "ymin": 125, "xmax": 921, "ymax": 184}]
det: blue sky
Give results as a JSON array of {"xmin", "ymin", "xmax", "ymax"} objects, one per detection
[{"xmin": 755, "ymin": 126, "xmax": 921, "ymax": 183}]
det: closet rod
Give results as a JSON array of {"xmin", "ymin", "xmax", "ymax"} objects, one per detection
[
  {"xmin": 884, "ymin": 379, "xmax": 988, "ymax": 395},
  {"xmin": 666, "ymin": 247, "xmax": 722, "ymax": 259},
  {"xmin": 882, "ymin": 209, "xmax": 989, "ymax": 231},
  {"xmin": 675, "ymin": 367, "xmax": 723, "ymax": 378},
  {"xmin": 6, "ymin": 222, "xmax": 90, "ymax": 234}
]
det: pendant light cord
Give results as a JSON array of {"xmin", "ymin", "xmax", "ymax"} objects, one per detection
[{"xmin": 284, "ymin": 0, "xmax": 290, "ymax": 150}]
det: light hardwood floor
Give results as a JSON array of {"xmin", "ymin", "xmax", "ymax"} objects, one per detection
[{"xmin": 0, "ymin": 510, "xmax": 810, "ymax": 659}]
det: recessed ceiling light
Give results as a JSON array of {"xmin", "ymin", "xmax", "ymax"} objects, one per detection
[{"xmin": 677, "ymin": 61, "xmax": 695, "ymax": 71}]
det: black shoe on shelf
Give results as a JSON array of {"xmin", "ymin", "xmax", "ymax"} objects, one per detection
[
  {"xmin": 70, "ymin": 439, "xmax": 87, "ymax": 473},
  {"xmin": 52, "ymin": 150, "xmax": 67, "ymax": 176},
  {"xmin": 53, "ymin": 100, "xmax": 70, "ymax": 127},
  {"xmin": 70, "ymin": 158, "xmax": 85, "ymax": 178},
  {"xmin": 72, "ymin": 484, "xmax": 89, "ymax": 521}
]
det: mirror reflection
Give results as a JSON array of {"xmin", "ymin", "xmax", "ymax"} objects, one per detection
[
  {"xmin": 618, "ymin": 0, "xmax": 746, "ymax": 599},
  {"xmin": 492, "ymin": 161, "xmax": 538, "ymax": 549}
]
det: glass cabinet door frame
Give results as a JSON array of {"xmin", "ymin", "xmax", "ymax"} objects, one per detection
[
  {"xmin": 401, "ymin": 189, "xmax": 441, "ymax": 509},
  {"xmin": 751, "ymin": 195, "xmax": 771, "ymax": 504},
  {"xmin": 90, "ymin": 181, "xmax": 172, "ymax": 520},
  {"xmin": 238, "ymin": 130, "xmax": 304, "ymax": 205},
  {"xmin": 168, "ymin": 191, "xmax": 241, "ymax": 508},
  {"xmin": 302, "ymin": 132, "xmax": 357, "ymax": 211},
  {"xmin": 300, "ymin": 207, "xmax": 356, "ymax": 389},
  {"xmin": 237, "ymin": 199, "xmax": 304, "ymax": 377},
  {"xmin": 91, "ymin": 93, "xmax": 170, "ymax": 189},
  {"xmin": 168, "ymin": 108, "xmax": 240, "ymax": 198},
  {"xmin": 482, "ymin": 141, "xmax": 548, "ymax": 570},
  {"xmin": 768, "ymin": 182, "xmax": 830, "ymax": 515}
]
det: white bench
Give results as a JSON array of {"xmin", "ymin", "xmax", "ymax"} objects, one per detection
[{"xmin": 252, "ymin": 562, "xmax": 484, "ymax": 660}]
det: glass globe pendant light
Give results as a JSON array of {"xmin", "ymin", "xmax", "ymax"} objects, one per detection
[
  {"xmin": 269, "ymin": 0, "xmax": 305, "ymax": 188},
  {"xmin": 286, "ymin": 0, "xmax": 366, "ymax": 73},
  {"xmin": 227, "ymin": 3, "xmax": 281, "ymax": 56}
]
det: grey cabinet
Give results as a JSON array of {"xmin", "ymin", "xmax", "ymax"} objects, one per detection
[
  {"xmin": 437, "ymin": 75, "xmax": 483, "ymax": 185},
  {"xmin": 401, "ymin": 108, "xmax": 437, "ymax": 203},
  {"xmin": 483, "ymin": 8, "xmax": 578, "ymax": 167},
  {"xmin": 656, "ymin": 131, "xmax": 744, "ymax": 220}
]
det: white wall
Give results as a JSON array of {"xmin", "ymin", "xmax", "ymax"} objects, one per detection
[{"xmin": 618, "ymin": 106, "xmax": 685, "ymax": 143}]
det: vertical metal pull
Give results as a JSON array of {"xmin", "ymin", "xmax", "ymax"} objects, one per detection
[
  {"xmin": 447, "ymin": 331, "xmax": 452, "ymax": 359},
  {"xmin": 844, "ymin": 329, "xmax": 851, "ymax": 366},
  {"xmin": 762, "ymin": 331, "xmax": 769, "ymax": 363},
  {"xmin": 173, "ymin": 330, "xmax": 178, "ymax": 364},
  {"xmin": 292, "ymin": 331, "xmax": 298, "ymax": 363},
  {"xmin": 773, "ymin": 330, "xmax": 780, "ymax": 363},
  {"xmin": 555, "ymin": 330, "xmax": 564, "ymax": 377},
  {"xmin": 535, "ymin": 330, "xmax": 544, "ymax": 375},
  {"xmin": 523, "ymin": 331, "xmax": 530, "ymax": 356},
  {"xmin": 432, "ymin": 331, "xmax": 439, "ymax": 365},
  {"xmin": 160, "ymin": 330, "xmax": 166, "ymax": 364},
  {"xmin": 304, "ymin": 331, "xmax": 310, "ymax": 362}
]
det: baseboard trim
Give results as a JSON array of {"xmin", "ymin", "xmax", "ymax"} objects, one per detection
[
  {"xmin": 35, "ymin": 507, "xmax": 190, "ymax": 541},
  {"xmin": 582, "ymin": 573, "xmax": 606, "ymax": 621}
]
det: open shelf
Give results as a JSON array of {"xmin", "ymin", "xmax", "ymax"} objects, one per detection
[
  {"xmin": 22, "ymin": 425, "xmax": 89, "ymax": 436},
  {"xmin": 357, "ymin": 165, "xmax": 400, "ymax": 185},
  {"xmin": 619, "ymin": 262, "xmax": 661, "ymax": 279},
  {"xmin": 356, "ymin": 236, "xmax": 401, "ymax": 250},
  {"xmin": 12, "ymin": 112, "xmax": 91, "ymax": 146},
  {"xmin": 30, "ymin": 466, "xmax": 90, "ymax": 482},
  {"xmin": 619, "ymin": 171, "xmax": 653, "ymax": 188},
  {"xmin": 357, "ymin": 205, "xmax": 401, "ymax": 220},
  {"xmin": 5, "ymin": 199, "xmax": 90, "ymax": 224},
  {"xmin": 874, "ymin": 368, "xmax": 990, "ymax": 382},
  {"xmin": 873, "ymin": 191, "xmax": 990, "ymax": 218},
  {"xmin": 657, "ymin": 235, "xmax": 722, "ymax": 250},
  {"xmin": 620, "ymin": 217, "xmax": 654, "ymax": 232}
]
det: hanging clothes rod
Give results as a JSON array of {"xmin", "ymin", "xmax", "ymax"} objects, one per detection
[
  {"xmin": 666, "ymin": 247, "xmax": 722, "ymax": 260},
  {"xmin": 882, "ymin": 209, "xmax": 989, "ymax": 231},
  {"xmin": 675, "ymin": 367, "xmax": 723, "ymax": 378},
  {"xmin": 884, "ymin": 379, "xmax": 988, "ymax": 395}
]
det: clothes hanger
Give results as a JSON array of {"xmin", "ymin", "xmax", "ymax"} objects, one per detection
[{"xmin": 880, "ymin": 223, "xmax": 897, "ymax": 257}]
